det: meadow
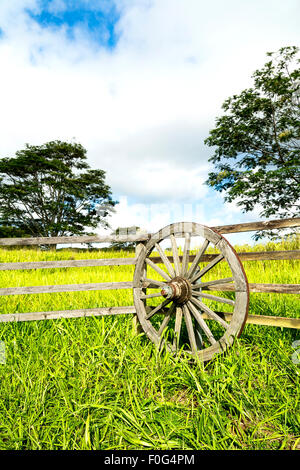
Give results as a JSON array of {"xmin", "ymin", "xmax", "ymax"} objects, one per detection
[{"xmin": 0, "ymin": 237, "xmax": 299, "ymax": 450}]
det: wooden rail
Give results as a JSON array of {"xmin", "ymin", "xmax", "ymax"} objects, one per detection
[
  {"xmin": 0, "ymin": 217, "xmax": 299, "ymax": 246},
  {"xmin": 0, "ymin": 233, "xmax": 150, "ymax": 246},
  {"xmin": 0, "ymin": 282, "xmax": 298, "ymax": 297},
  {"xmin": 0, "ymin": 258, "xmax": 137, "ymax": 270},
  {"xmin": 0, "ymin": 217, "xmax": 299, "ymax": 328},
  {"xmin": 0, "ymin": 281, "xmax": 133, "ymax": 296},
  {"xmin": 212, "ymin": 217, "xmax": 300, "ymax": 234},
  {"xmin": 0, "ymin": 306, "xmax": 299, "ymax": 329},
  {"xmin": 0, "ymin": 306, "xmax": 136, "ymax": 323},
  {"xmin": 0, "ymin": 249, "xmax": 299, "ymax": 271}
]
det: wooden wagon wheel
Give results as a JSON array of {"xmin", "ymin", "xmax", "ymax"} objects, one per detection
[{"xmin": 133, "ymin": 222, "xmax": 249, "ymax": 362}]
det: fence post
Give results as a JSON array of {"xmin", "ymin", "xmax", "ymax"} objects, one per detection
[{"xmin": 133, "ymin": 241, "xmax": 147, "ymax": 334}]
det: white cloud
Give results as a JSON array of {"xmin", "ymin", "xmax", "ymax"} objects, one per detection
[{"xmin": 0, "ymin": 0, "xmax": 298, "ymax": 239}]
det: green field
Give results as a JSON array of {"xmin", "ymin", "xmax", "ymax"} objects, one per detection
[{"xmin": 0, "ymin": 238, "xmax": 299, "ymax": 450}]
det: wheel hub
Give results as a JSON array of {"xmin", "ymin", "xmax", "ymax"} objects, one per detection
[{"xmin": 161, "ymin": 276, "xmax": 192, "ymax": 304}]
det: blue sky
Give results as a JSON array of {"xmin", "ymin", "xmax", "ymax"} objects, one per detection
[
  {"xmin": 25, "ymin": 1, "xmax": 120, "ymax": 48},
  {"xmin": 0, "ymin": 0, "xmax": 299, "ymax": 243}
]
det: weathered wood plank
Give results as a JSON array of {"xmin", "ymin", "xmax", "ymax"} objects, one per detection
[
  {"xmin": 0, "ymin": 280, "xmax": 297, "ymax": 297},
  {"xmin": 0, "ymin": 281, "xmax": 133, "ymax": 296},
  {"xmin": 0, "ymin": 305, "xmax": 299, "ymax": 329},
  {"xmin": 150, "ymin": 250, "xmax": 300, "ymax": 264},
  {"xmin": 236, "ymin": 250, "xmax": 300, "ymax": 261},
  {"xmin": 133, "ymin": 241, "xmax": 147, "ymax": 334},
  {"xmin": 0, "ymin": 249, "xmax": 298, "ymax": 271},
  {"xmin": 212, "ymin": 217, "xmax": 300, "ymax": 234},
  {"xmin": 0, "ymin": 258, "xmax": 137, "ymax": 271},
  {"xmin": 0, "ymin": 217, "xmax": 298, "ymax": 246},
  {"xmin": 205, "ymin": 283, "xmax": 300, "ymax": 294},
  {"xmin": 0, "ymin": 233, "xmax": 150, "ymax": 246},
  {"xmin": 212, "ymin": 311, "xmax": 300, "ymax": 329},
  {"xmin": 0, "ymin": 306, "xmax": 136, "ymax": 323}
]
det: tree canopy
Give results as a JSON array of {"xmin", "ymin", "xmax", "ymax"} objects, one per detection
[
  {"xmin": 205, "ymin": 46, "xmax": 300, "ymax": 238},
  {"xmin": 109, "ymin": 226, "xmax": 141, "ymax": 250},
  {"xmin": 0, "ymin": 140, "xmax": 117, "ymax": 239}
]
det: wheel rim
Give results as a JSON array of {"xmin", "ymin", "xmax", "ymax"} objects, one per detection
[{"xmin": 133, "ymin": 222, "xmax": 249, "ymax": 362}]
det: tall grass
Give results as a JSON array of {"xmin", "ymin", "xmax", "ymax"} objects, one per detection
[{"xmin": 0, "ymin": 239, "xmax": 299, "ymax": 450}]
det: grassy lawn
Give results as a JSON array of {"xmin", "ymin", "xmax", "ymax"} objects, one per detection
[{"xmin": 0, "ymin": 238, "xmax": 299, "ymax": 450}]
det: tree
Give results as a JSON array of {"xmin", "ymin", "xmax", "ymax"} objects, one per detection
[
  {"xmin": 0, "ymin": 140, "xmax": 117, "ymax": 242},
  {"xmin": 205, "ymin": 46, "xmax": 300, "ymax": 239},
  {"xmin": 109, "ymin": 226, "xmax": 141, "ymax": 250}
]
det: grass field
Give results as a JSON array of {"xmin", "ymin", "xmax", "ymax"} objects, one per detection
[{"xmin": 0, "ymin": 238, "xmax": 299, "ymax": 450}]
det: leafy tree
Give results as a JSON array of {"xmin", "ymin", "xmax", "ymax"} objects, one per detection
[
  {"xmin": 109, "ymin": 226, "xmax": 141, "ymax": 250},
  {"xmin": 0, "ymin": 140, "xmax": 117, "ymax": 242},
  {"xmin": 205, "ymin": 46, "xmax": 300, "ymax": 239}
]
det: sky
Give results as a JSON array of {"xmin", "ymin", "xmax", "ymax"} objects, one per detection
[{"xmin": 0, "ymin": 0, "xmax": 299, "ymax": 245}]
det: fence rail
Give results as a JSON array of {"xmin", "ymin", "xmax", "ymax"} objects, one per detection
[
  {"xmin": 0, "ymin": 249, "xmax": 299, "ymax": 272},
  {"xmin": 0, "ymin": 217, "xmax": 299, "ymax": 246},
  {"xmin": 0, "ymin": 281, "xmax": 298, "ymax": 297},
  {"xmin": 0, "ymin": 217, "xmax": 299, "ymax": 328},
  {"xmin": 0, "ymin": 306, "xmax": 299, "ymax": 330}
]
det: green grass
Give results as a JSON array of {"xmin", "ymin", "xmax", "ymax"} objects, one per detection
[{"xmin": 0, "ymin": 239, "xmax": 299, "ymax": 450}]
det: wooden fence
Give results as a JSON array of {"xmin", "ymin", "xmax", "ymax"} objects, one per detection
[{"xmin": 0, "ymin": 217, "xmax": 299, "ymax": 329}]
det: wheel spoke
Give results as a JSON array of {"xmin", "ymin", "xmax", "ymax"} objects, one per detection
[
  {"xmin": 170, "ymin": 234, "xmax": 181, "ymax": 276},
  {"xmin": 155, "ymin": 243, "xmax": 176, "ymax": 278},
  {"xmin": 195, "ymin": 322, "xmax": 204, "ymax": 349},
  {"xmin": 182, "ymin": 304, "xmax": 198, "ymax": 353},
  {"xmin": 173, "ymin": 306, "xmax": 183, "ymax": 348},
  {"xmin": 181, "ymin": 233, "xmax": 191, "ymax": 276},
  {"xmin": 145, "ymin": 258, "xmax": 171, "ymax": 282},
  {"xmin": 190, "ymin": 253, "xmax": 224, "ymax": 283},
  {"xmin": 146, "ymin": 298, "xmax": 172, "ymax": 320},
  {"xmin": 190, "ymin": 296, "xmax": 229, "ymax": 329},
  {"xmin": 158, "ymin": 303, "xmax": 176, "ymax": 336},
  {"xmin": 187, "ymin": 301, "xmax": 217, "ymax": 345},
  {"xmin": 140, "ymin": 292, "xmax": 164, "ymax": 300},
  {"xmin": 134, "ymin": 222, "xmax": 249, "ymax": 363},
  {"xmin": 186, "ymin": 239, "xmax": 210, "ymax": 279},
  {"xmin": 192, "ymin": 277, "xmax": 234, "ymax": 290},
  {"xmin": 191, "ymin": 291, "xmax": 235, "ymax": 306},
  {"xmin": 142, "ymin": 278, "xmax": 167, "ymax": 288}
]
